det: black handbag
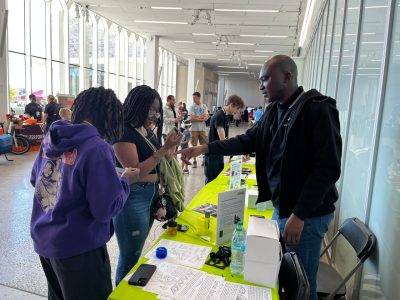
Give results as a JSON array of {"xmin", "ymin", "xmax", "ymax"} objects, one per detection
[{"xmin": 151, "ymin": 191, "xmax": 177, "ymax": 222}]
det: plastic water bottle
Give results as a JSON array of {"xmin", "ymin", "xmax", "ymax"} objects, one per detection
[{"xmin": 231, "ymin": 221, "xmax": 246, "ymax": 275}]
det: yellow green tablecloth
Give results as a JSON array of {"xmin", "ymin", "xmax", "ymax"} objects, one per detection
[{"xmin": 108, "ymin": 162, "xmax": 279, "ymax": 300}]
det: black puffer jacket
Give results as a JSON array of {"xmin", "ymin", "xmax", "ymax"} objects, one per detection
[{"xmin": 208, "ymin": 89, "xmax": 342, "ymax": 219}]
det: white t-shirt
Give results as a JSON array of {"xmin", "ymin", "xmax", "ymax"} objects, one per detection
[{"xmin": 189, "ymin": 103, "xmax": 208, "ymax": 132}]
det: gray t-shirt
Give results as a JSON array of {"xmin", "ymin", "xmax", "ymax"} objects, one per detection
[{"xmin": 189, "ymin": 103, "xmax": 208, "ymax": 132}]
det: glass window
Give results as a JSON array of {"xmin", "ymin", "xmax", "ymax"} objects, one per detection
[
  {"xmin": 109, "ymin": 73, "xmax": 116, "ymax": 91},
  {"xmin": 361, "ymin": 1, "xmax": 400, "ymax": 298},
  {"xmin": 118, "ymin": 76, "xmax": 127, "ymax": 100},
  {"xmin": 128, "ymin": 35, "xmax": 136, "ymax": 79},
  {"xmin": 320, "ymin": 0, "xmax": 335, "ymax": 94},
  {"xmin": 143, "ymin": 41, "xmax": 147, "ymax": 84},
  {"xmin": 83, "ymin": 14, "xmax": 94, "ymax": 69},
  {"xmin": 51, "ymin": 0, "xmax": 66, "ymax": 62},
  {"xmin": 52, "ymin": 61, "xmax": 66, "ymax": 95},
  {"xmin": 340, "ymin": 0, "xmax": 390, "ymax": 222},
  {"xmin": 172, "ymin": 55, "xmax": 177, "ymax": 95},
  {"xmin": 162, "ymin": 50, "xmax": 168, "ymax": 99},
  {"xmin": 84, "ymin": 68, "xmax": 93, "ymax": 89},
  {"xmin": 31, "ymin": 57, "xmax": 47, "ymax": 105},
  {"xmin": 68, "ymin": 4, "xmax": 80, "ymax": 66},
  {"xmin": 326, "ymin": 0, "xmax": 345, "ymax": 97},
  {"xmin": 168, "ymin": 53, "xmax": 173, "ymax": 95},
  {"xmin": 69, "ymin": 66, "xmax": 79, "ymax": 96},
  {"xmin": 30, "ymin": 0, "xmax": 46, "ymax": 58},
  {"xmin": 98, "ymin": 71, "xmax": 105, "ymax": 87},
  {"xmin": 136, "ymin": 37, "xmax": 143, "ymax": 85},
  {"xmin": 97, "ymin": 19, "xmax": 106, "ymax": 72},
  {"xmin": 316, "ymin": 7, "xmax": 328, "ymax": 90},
  {"xmin": 336, "ymin": 0, "xmax": 360, "ymax": 140},
  {"xmin": 8, "ymin": 0, "xmax": 25, "ymax": 53},
  {"xmin": 109, "ymin": 25, "xmax": 117, "ymax": 74},
  {"xmin": 8, "ymin": 53, "xmax": 26, "ymax": 114},
  {"xmin": 119, "ymin": 30, "xmax": 128, "ymax": 76}
]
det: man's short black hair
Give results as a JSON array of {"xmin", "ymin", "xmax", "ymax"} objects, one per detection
[
  {"xmin": 29, "ymin": 94, "xmax": 36, "ymax": 100},
  {"xmin": 167, "ymin": 95, "xmax": 175, "ymax": 101},
  {"xmin": 192, "ymin": 92, "xmax": 201, "ymax": 98}
]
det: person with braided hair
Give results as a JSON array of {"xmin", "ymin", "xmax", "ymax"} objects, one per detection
[
  {"xmin": 113, "ymin": 85, "xmax": 182, "ymax": 284},
  {"xmin": 30, "ymin": 87, "xmax": 140, "ymax": 300}
]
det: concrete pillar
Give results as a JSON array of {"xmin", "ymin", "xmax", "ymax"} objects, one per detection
[
  {"xmin": 0, "ymin": 0, "xmax": 8, "ymax": 122},
  {"xmin": 186, "ymin": 58, "xmax": 195, "ymax": 108},
  {"xmin": 145, "ymin": 35, "xmax": 159, "ymax": 89}
]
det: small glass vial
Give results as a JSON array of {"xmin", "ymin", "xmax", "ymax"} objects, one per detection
[{"xmin": 166, "ymin": 220, "xmax": 178, "ymax": 236}]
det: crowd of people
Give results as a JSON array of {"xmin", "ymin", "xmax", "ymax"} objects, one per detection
[{"xmin": 29, "ymin": 54, "xmax": 341, "ymax": 300}]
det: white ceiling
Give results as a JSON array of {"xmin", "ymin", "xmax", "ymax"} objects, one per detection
[{"xmin": 74, "ymin": 0, "xmax": 307, "ymax": 76}]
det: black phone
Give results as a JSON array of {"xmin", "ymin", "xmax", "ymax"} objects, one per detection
[{"xmin": 128, "ymin": 264, "xmax": 157, "ymax": 286}]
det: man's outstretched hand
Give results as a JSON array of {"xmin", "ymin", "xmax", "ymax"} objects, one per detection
[{"xmin": 175, "ymin": 144, "xmax": 209, "ymax": 163}]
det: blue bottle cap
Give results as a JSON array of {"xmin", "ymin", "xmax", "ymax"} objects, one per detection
[{"xmin": 156, "ymin": 247, "xmax": 167, "ymax": 259}]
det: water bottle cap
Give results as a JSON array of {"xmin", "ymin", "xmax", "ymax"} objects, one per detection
[{"xmin": 156, "ymin": 247, "xmax": 168, "ymax": 259}]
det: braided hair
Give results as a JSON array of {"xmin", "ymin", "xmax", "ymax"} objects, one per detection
[
  {"xmin": 123, "ymin": 85, "xmax": 163, "ymax": 144},
  {"xmin": 71, "ymin": 87, "xmax": 124, "ymax": 142}
]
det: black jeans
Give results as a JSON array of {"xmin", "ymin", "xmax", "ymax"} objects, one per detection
[
  {"xmin": 204, "ymin": 155, "xmax": 224, "ymax": 184},
  {"xmin": 39, "ymin": 245, "xmax": 112, "ymax": 300}
]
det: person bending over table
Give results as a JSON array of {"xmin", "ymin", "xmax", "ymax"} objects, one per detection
[{"xmin": 178, "ymin": 54, "xmax": 342, "ymax": 300}]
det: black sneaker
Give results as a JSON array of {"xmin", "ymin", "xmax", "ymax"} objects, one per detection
[
  {"xmin": 183, "ymin": 169, "xmax": 189, "ymax": 174},
  {"xmin": 192, "ymin": 161, "xmax": 197, "ymax": 168}
]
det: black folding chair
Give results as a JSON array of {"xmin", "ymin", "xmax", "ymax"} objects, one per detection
[
  {"xmin": 317, "ymin": 217, "xmax": 376, "ymax": 300},
  {"xmin": 279, "ymin": 251, "xmax": 310, "ymax": 300}
]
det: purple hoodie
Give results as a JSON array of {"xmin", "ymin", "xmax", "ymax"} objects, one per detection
[{"xmin": 30, "ymin": 120, "xmax": 129, "ymax": 259}]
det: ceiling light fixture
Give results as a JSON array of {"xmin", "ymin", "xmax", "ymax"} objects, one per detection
[
  {"xmin": 214, "ymin": 9, "xmax": 279, "ymax": 13},
  {"xmin": 151, "ymin": 6, "xmax": 183, "ymax": 10},
  {"xmin": 75, "ymin": 3, "xmax": 80, "ymax": 19},
  {"xmin": 242, "ymin": 55, "xmax": 267, "ymax": 58},
  {"xmin": 174, "ymin": 40, "xmax": 195, "ymax": 43},
  {"xmin": 217, "ymin": 58, "xmax": 231, "ymax": 61},
  {"xmin": 204, "ymin": 10, "xmax": 212, "ymax": 26},
  {"xmin": 192, "ymin": 33, "xmax": 215, "ymax": 36},
  {"xmin": 255, "ymin": 50, "xmax": 274, "ymax": 53},
  {"xmin": 217, "ymin": 71, "xmax": 249, "ymax": 74},
  {"xmin": 229, "ymin": 42, "xmax": 254, "ymax": 45},
  {"xmin": 184, "ymin": 53, "xmax": 216, "ymax": 56},
  {"xmin": 248, "ymin": 63, "xmax": 263, "ymax": 66},
  {"xmin": 190, "ymin": 9, "xmax": 201, "ymax": 25},
  {"xmin": 135, "ymin": 20, "xmax": 188, "ymax": 24},
  {"xmin": 299, "ymin": 0, "xmax": 316, "ymax": 47},
  {"xmin": 217, "ymin": 66, "xmax": 245, "ymax": 68},
  {"xmin": 240, "ymin": 34, "xmax": 288, "ymax": 38}
]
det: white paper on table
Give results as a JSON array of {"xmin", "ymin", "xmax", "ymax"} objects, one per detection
[
  {"xmin": 144, "ymin": 239, "xmax": 212, "ymax": 269},
  {"xmin": 216, "ymin": 281, "xmax": 272, "ymax": 300},
  {"xmin": 144, "ymin": 262, "xmax": 225, "ymax": 300},
  {"xmin": 247, "ymin": 174, "xmax": 257, "ymax": 181}
]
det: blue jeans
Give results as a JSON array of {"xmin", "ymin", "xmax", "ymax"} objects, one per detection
[
  {"xmin": 113, "ymin": 182, "xmax": 157, "ymax": 285},
  {"xmin": 273, "ymin": 210, "xmax": 334, "ymax": 300}
]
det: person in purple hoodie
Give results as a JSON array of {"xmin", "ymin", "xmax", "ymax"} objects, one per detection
[{"xmin": 30, "ymin": 87, "xmax": 139, "ymax": 300}]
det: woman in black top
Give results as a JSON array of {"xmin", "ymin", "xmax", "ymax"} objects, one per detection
[{"xmin": 112, "ymin": 85, "xmax": 182, "ymax": 284}]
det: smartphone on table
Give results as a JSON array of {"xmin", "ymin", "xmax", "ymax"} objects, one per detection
[{"xmin": 128, "ymin": 264, "xmax": 157, "ymax": 286}]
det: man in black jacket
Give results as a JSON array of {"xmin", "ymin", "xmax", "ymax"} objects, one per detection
[{"xmin": 178, "ymin": 55, "xmax": 342, "ymax": 300}]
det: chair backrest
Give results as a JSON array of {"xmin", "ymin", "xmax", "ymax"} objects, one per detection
[
  {"xmin": 279, "ymin": 252, "xmax": 310, "ymax": 300},
  {"xmin": 338, "ymin": 217, "xmax": 376, "ymax": 262}
]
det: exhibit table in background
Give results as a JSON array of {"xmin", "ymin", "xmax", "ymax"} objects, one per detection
[
  {"xmin": 16, "ymin": 123, "xmax": 44, "ymax": 150},
  {"xmin": 108, "ymin": 163, "xmax": 279, "ymax": 300}
]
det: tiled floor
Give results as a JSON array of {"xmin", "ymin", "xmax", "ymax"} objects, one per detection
[{"xmin": 0, "ymin": 123, "xmax": 249, "ymax": 299}]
